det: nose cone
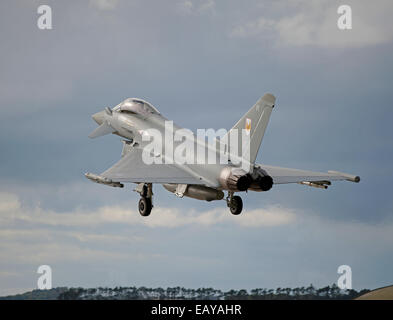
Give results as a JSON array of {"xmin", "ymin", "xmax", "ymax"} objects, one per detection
[{"xmin": 92, "ymin": 111, "xmax": 105, "ymax": 125}]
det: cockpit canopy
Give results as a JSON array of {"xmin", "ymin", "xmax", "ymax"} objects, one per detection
[{"xmin": 115, "ymin": 98, "xmax": 160, "ymax": 116}]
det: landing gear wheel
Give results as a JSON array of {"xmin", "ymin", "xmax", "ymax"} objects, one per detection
[
  {"xmin": 229, "ymin": 195, "xmax": 243, "ymax": 215},
  {"xmin": 138, "ymin": 197, "xmax": 152, "ymax": 217}
]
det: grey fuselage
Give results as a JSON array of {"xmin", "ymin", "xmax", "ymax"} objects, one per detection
[{"xmin": 92, "ymin": 100, "xmax": 254, "ymax": 190}]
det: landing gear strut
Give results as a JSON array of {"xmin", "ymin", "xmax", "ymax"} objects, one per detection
[
  {"xmin": 226, "ymin": 191, "xmax": 243, "ymax": 215},
  {"xmin": 135, "ymin": 183, "xmax": 153, "ymax": 216}
]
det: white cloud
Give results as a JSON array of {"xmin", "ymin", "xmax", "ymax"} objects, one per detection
[
  {"xmin": 177, "ymin": 0, "xmax": 215, "ymax": 15},
  {"xmin": 0, "ymin": 241, "xmax": 129, "ymax": 264},
  {"xmin": 0, "ymin": 228, "xmax": 142, "ymax": 245},
  {"xmin": 89, "ymin": 0, "xmax": 119, "ymax": 11},
  {"xmin": 199, "ymin": 0, "xmax": 215, "ymax": 13},
  {"xmin": 177, "ymin": 0, "xmax": 193, "ymax": 14},
  {"xmin": 0, "ymin": 190, "xmax": 296, "ymax": 294},
  {"xmin": 1, "ymin": 191, "xmax": 393, "ymax": 295},
  {"xmin": 0, "ymin": 192, "xmax": 20, "ymax": 212},
  {"xmin": 0, "ymin": 192, "xmax": 295, "ymax": 228},
  {"xmin": 230, "ymin": 0, "xmax": 393, "ymax": 47}
]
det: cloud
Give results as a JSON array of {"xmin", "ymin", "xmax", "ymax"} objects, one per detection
[
  {"xmin": 89, "ymin": 0, "xmax": 119, "ymax": 11},
  {"xmin": 0, "ymin": 0, "xmax": 392, "ymax": 297},
  {"xmin": 0, "ymin": 190, "xmax": 295, "ymax": 294},
  {"xmin": 230, "ymin": 0, "xmax": 393, "ymax": 47},
  {"xmin": 0, "ymin": 241, "xmax": 129, "ymax": 265},
  {"xmin": 177, "ymin": 0, "xmax": 193, "ymax": 14},
  {"xmin": 199, "ymin": 0, "xmax": 215, "ymax": 13},
  {"xmin": 0, "ymin": 192, "xmax": 20, "ymax": 212},
  {"xmin": 1, "ymin": 190, "xmax": 393, "ymax": 295},
  {"xmin": 177, "ymin": 0, "xmax": 215, "ymax": 15},
  {"xmin": 0, "ymin": 192, "xmax": 295, "ymax": 228}
]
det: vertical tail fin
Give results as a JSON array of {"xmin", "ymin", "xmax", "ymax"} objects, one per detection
[{"xmin": 224, "ymin": 93, "xmax": 275, "ymax": 164}]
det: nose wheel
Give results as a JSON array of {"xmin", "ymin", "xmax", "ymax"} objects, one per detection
[{"xmin": 227, "ymin": 192, "xmax": 243, "ymax": 215}]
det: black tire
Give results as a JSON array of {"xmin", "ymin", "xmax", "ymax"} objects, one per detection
[
  {"xmin": 229, "ymin": 195, "xmax": 243, "ymax": 215},
  {"xmin": 138, "ymin": 197, "xmax": 152, "ymax": 217}
]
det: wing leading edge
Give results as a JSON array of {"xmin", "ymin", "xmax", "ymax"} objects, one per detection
[{"xmin": 100, "ymin": 147, "xmax": 204, "ymax": 185}]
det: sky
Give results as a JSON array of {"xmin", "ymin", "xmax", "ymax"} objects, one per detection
[{"xmin": 0, "ymin": 0, "xmax": 393, "ymax": 296}]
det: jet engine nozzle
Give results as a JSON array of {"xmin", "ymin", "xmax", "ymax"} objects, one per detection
[
  {"xmin": 219, "ymin": 167, "xmax": 252, "ymax": 191},
  {"xmin": 236, "ymin": 174, "xmax": 253, "ymax": 191},
  {"xmin": 257, "ymin": 175, "xmax": 273, "ymax": 191},
  {"xmin": 247, "ymin": 167, "xmax": 274, "ymax": 192}
]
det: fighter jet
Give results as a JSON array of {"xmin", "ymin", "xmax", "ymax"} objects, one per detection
[{"xmin": 85, "ymin": 94, "xmax": 360, "ymax": 216}]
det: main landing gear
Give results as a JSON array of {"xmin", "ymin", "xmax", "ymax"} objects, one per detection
[
  {"xmin": 226, "ymin": 191, "xmax": 243, "ymax": 215},
  {"xmin": 135, "ymin": 183, "xmax": 153, "ymax": 216},
  {"xmin": 135, "ymin": 184, "xmax": 243, "ymax": 216}
]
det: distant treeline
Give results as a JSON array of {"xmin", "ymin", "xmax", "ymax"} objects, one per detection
[
  {"xmin": 1, "ymin": 284, "xmax": 369, "ymax": 300},
  {"xmin": 58, "ymin": 284, "xmax": 369, "ymax": 300},
  {"xmin": 0, "ymin": 284, "xmax": 370, "ymax": 300}
]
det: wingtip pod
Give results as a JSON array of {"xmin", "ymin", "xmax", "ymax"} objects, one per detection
[
  {"xmin": 328, "ymin": 170, "xmax": 360, "ymax": 183},
  {"xmin": 85, "ymin": 172, "xmax": 124, "ymax": 188}
]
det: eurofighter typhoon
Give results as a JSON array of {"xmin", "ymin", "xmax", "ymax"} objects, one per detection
[{"xmin": 85, "ymin": 94, "xmax": 360, "ymax": 216}]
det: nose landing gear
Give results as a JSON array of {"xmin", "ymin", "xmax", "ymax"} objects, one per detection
[{"xmin": 226, "ymin": 191, "xmax": 243, "ymax": 215}]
